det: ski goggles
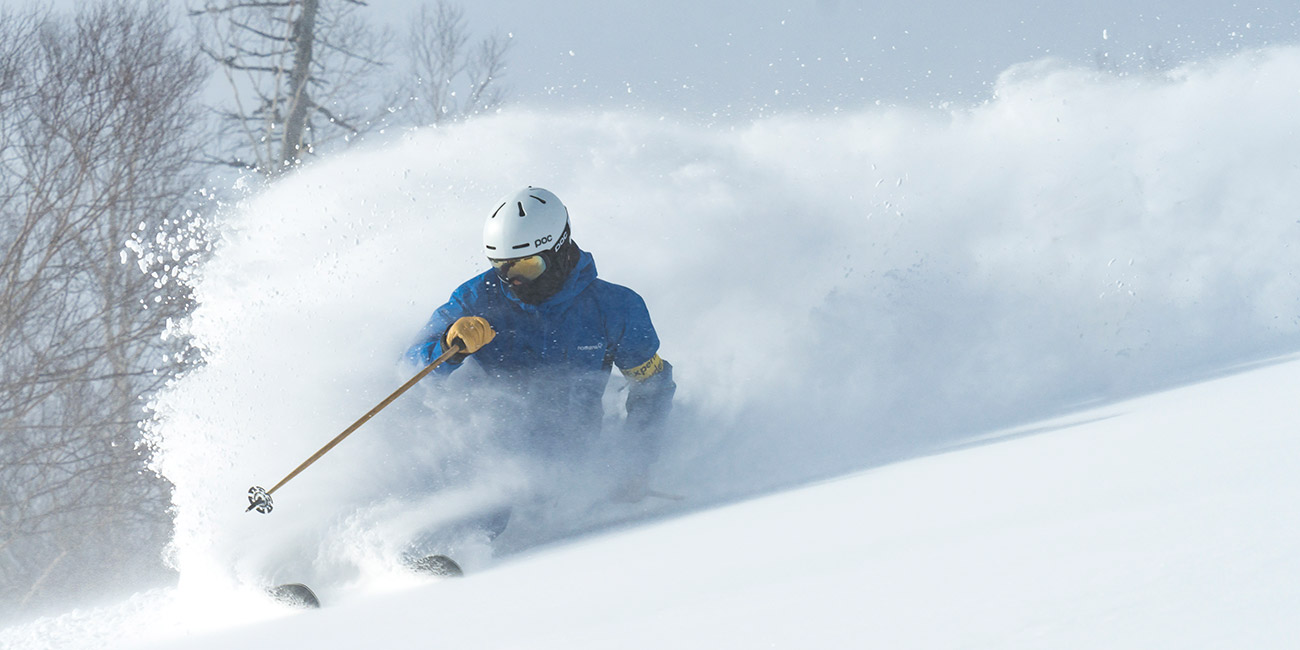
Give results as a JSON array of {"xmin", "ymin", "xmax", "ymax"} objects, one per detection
[{"xmin": 490, "ymin": 254, "xmax": 547, "ymax": 283}]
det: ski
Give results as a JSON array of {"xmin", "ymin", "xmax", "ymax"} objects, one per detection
[
  {"xmin": 268, "ymin": 582, "xmax": 321, "ymax": 609},
  {"xmin": 265, "ymin": 555, "xmax": 462, "ymax": 609},
  {"xmin": 409, "ymin": 554, "xmax": 464, "ymax": 577}
]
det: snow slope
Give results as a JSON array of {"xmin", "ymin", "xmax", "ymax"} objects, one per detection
[
  {"xmin": 174, "ymin": 355, "xmax": 1300, "ymax": 650},
  {"xmin": 7, "ymin": 353, "xmax": 1300, "ymax": 649}
]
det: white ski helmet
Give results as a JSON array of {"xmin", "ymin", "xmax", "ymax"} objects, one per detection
[{"xmin": 483, "ymin": 187, "xmax": 571, "ymax": 260}]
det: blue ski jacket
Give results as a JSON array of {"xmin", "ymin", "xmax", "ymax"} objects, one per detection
[{"xmin": 406, "ymin": 250, "xmax": 674, "ymax": 461}]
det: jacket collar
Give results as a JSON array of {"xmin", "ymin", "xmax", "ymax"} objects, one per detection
[{"xmin": 499, "ymin": 250, "xmax": 597, "ymax": 314}]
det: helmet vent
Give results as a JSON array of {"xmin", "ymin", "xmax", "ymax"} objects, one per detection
[
  {"xmin": 512, "ymin": 243, "xmax": 530, "ymax": 250},
  {"xmin": 517, "ymin": 202, "xmax": 526, "ymax": 217},
  {"xmin": 491, "ymin": 202, "xmax": 506, "ymax": 219},
  {"xmin": 529, "ymin": 195, "xmax": 547, "ymax": 204}
]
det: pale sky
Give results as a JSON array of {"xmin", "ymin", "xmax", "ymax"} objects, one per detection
[
  {"xmin": 373, "ymin": 0, "xmax": 1300, "ymax": 116},
  {"xmin": 22, "ymin": 0, "xmax": 1300, "ymax": 116}
]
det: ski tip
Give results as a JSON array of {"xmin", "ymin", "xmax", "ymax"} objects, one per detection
[
  {"xmin": 409, "ymin": 554, "xmax": 464, "ymax": 578},
  {"xmin": 268, "ymin": 582, "xmax": 321, "ymax": 609}
]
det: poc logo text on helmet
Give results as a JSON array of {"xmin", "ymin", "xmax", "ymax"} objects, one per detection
[{"xmin": 483, "ymin": 187, "xmax": 571, "ymax": 258}]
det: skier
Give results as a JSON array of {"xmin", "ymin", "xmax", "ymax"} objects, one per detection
[{"xmin": 404, "ymin": 186, "xmax": 676, "ymax": 558}]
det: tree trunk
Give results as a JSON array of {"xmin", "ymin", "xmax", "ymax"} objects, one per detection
[{"xmin": 281, "ymin": 0, "xmax": 320, "ymax": 171}]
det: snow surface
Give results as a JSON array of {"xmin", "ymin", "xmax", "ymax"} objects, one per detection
[
  {"xmin": 7, "ymin": 354, "xmax": 1300, "ymax": 649},
  {"xmin": 146, "ymin": 353, "xmax": 1300, "ymax": 648},
  {"xmin": 4, "ymin": 42, "xmax": 1300, "ymax": 649}
]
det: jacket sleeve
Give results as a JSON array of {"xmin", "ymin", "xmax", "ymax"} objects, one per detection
[
  {"xmin": 614, "ymin": 292, "xmax": 676, "ymax": 467},
  {"xmin": 405, "ymin": 285, "xmax": 473, "ymax": 375}
]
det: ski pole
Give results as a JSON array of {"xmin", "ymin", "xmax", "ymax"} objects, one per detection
[{"xmin": 246, "ymin": 343, "xmax": 464, "ymax": 514}]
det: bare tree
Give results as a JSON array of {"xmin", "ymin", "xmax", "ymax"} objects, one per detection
[
  {"xmin": 191, "ymin": 0, "xmax": 512, "ymax": 178},
  {"xmin": 0, "ymin": 1, "xmax": 208, "ymax": 617},
  {"xmin": 400, "ymin": 0, "xmax": 511, "ymax": 127},
  {"xmin": 191, "ymin": 0, "xmax": 394, "ymax": 175}
]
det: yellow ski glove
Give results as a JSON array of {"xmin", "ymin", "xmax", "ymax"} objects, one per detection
[{"xmin": 444, "ymin": 316, "xmax": 495, "ymax": 354}]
